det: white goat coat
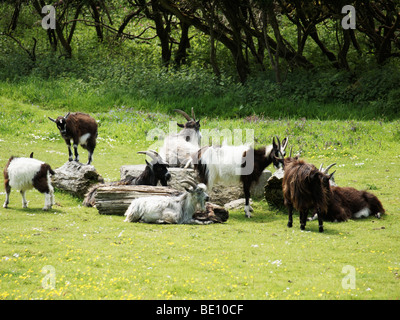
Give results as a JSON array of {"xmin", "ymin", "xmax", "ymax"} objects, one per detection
[
  {"xmin": 200, "ymin": 144, "xmax": 252, "ymax": 189},
  {"xmin": 7, "ymin": 158, "xmax": 45, "ymax": 191},
  {"xmin": 124, "ymin": 184, "xmax": 208, "ymax": 224}
]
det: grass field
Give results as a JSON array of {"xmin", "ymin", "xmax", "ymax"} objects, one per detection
[{"xmin": 0, "ymin": 97, "xmax": 400, "ymax": 300}]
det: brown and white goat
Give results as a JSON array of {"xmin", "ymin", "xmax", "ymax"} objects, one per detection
[
  {"xmin": 48, "ymin": 112, "xmax": 98, "ymax": 165},
  {"xmin": 194, "ymin": 136, "xmax": 288, "ymax": 217},
  {"xmin": 3, "ymin": 156, "xmax": 55, "ymax": 210},
  {"xmin": 324, "ymin": 186, "xmax": 385, "ymax": 222},
  {"xmin": 282, "ymin": 157, "xmax": 333, "ymax": 232}
]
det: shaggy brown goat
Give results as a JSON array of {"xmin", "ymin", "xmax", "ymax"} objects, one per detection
[
  {"xmin": 324, "ymin": 186, "xmax": 385, "ymax": 222},
  {"xmin": 282, "ymin": 157, "xmax": 333, "ymax": 232}
]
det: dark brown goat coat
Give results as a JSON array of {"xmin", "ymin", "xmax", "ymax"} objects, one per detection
[
  {"xmin": 282, "ymin": 157, "xmax": 331, "ymax": 232},
  {"xmin": 325, "ymin": 186, "xmax": 385, "ymax": 222}
]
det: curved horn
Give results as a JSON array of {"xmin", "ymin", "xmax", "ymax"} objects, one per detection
[
  {"xmin": 64, "ymin": 112, "xmax": 70, "ymax": 119},
  {"xmin": 289, "ymin": 146, "xmax": 293, "ymax": 158},
  {"xmin": 181, "ymin": 179, "xmax": 197, "ymax": 189},
  {"xmin": 173, "ymin": 109, "xmax": 192, "ymax": 121},
  {"xmin": 137, "ymin": 151, "xmax": 158, "ymax": 162},
  {"xmin": 319, "ymin": 163, "xmax": 324, "ymax": 171},
  {"xmin": 323, "ymin": 163, "xmax": 336, "ymax": 174}
]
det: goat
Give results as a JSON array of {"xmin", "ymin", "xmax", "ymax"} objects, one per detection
[
  {"xmin": 124, "ymin": 178, "xmax": 210, "ymax": 224},
  {"xmin": 48, "ymin": 112, "xmax": 98, "ymax": 165},
  {"xmin": 313, "ymin": 163, "xmax": 384, "ymax": 222},
  {"xmin": 83, "ymin": 150, "xmax": 171, "ymax": 207},
  {"xmin": 3, "ymin": 156, "xmax": 55, "ymax": 211},
  {"xmin": 326, "ymin": 186, "xmax": 385, "ymax": 221},
  {"xmin": 159, "ymin": 108, "xmax": 201, "ymax": 167},
  {"xmin": 282, "ymin": 157, "xmax": 333, "ymax": 232},
  {"xmin": 194, "ymin": 136, "xmax": 288, "ymax": 218}
]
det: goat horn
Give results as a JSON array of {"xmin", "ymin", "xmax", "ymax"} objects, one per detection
[
  {"xmin": 191, "ymin": 107, "xmax": 196, "ymax": 121},
  {"xmin": 324, "ymin": 163, "xmax": 336, "ymax": 174},
  {"xmin": 173, "ymin": 109, "xmax": 192, "ymax": 121},
  {"xmin": 289, "ymin": 146, "xmax": 293, "ymax": 158},
  {"xmin": 137, "ymin": 151, "xmax": 158, "ymax": 162},
  {"xmin": 181, "ymin": 179, "xmax": 197, "ymax": 189},
  {"xmin": 319, "ymin": 163, "xmax": 324, "ymax": 171}
]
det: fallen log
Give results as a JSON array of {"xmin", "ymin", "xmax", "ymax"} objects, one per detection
[
  {"xmin": 52, "ymin": 161, "xmax": 104, "ymax": 198},
  {"xmin": 95, "ymin": 185, "xmax": 180, "ymax": 215},
  {"xmin": 264, "ymin": 168, "xmax": 285, "ymax": 209}
]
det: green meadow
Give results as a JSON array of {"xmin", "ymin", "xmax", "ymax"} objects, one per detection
[{"xmin": 1, "ymin": 97, "xmax": 399, "ymax": 300}]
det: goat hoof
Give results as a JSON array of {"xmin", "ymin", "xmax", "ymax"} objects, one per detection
[
  {"xmin": 287, "ymin": 222, "xmax": 292, "ymax": 228},
  {"xmin": 245, "ymin": 213, "xmax": 252, "ymax": 218},
  {"xmin": 300, "ymin": 225, "xmax": 305, "ymax": 230},
  {"xmin": 319, "ymin": 226, "xmax": 324, "ymax": 232}
]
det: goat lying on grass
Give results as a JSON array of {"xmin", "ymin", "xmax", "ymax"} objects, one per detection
[
  {"xmin": 124, "ymin": 178, "xmax": 210, "ymax": 224},
  {"xmin": 312, "ymin": 163, "xmax": 385, "ymax": 222},
  {"xmin": 3, "ymin": 155, "xmax": 55, "ymax": 210},
  {"xmin": 83, "ymin": 150, "xmax": 170, "ymax": 207}
]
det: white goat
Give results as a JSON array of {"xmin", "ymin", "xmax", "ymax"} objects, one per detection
[
  {"xmin": 124, "ymin": 179, "xmax": 210, "ymax": 224},
  {"xmin": 3, "ymin": 156, "xmax": 55, "ymax": 210},
  {"xmin": 159, "ymin": 108, "xmax": 201, "ymax": 167}
]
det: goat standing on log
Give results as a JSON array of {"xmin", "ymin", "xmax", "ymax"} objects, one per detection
[
  {"xmin": 83, "ymin": 150, "xmax": 171, "ymax": 207},
  {"xmin": 159, "ymin": 108, "xmax": 201, "ymax": 167},
  {"xmin": 194, "ymin": 136, "xmax": 288, "ymax": 218},
  {"xmin": 282, "ymin": 157, "xmax": 333, "ymax": 232},
  {"xmin": 124, "ymin": 178, "xmax": 210, "ymax": 224},
  {"xmin": 3, "ymin": 155, "xmax": 55, "ymax": 210},
  {"xmin": 48, "ymin": 112, "xmax": 98, "ymax": 165}
]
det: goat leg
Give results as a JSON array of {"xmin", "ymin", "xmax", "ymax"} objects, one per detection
[
  {"xmin": 66, "ymin": 140, "xmax": 73, "ymax": 162},
  {"xmin": 243, "ymin": 182, "xmax": 252, "ymax": 218},
  {"xmin": 317, "ymin": 210, "xmax": 324, "ymax": 233},
  {"xmin": 287, "ymin": 203, "xmax": 293, "ymax": 228},
  {"xmin": 73, "ymin": 144, "xmax": 79, "ymax": 162},
  {"xmin": 300, "ymin": 210, "xmax": 308, "ymax": 230},
  {"xmin": 3, "ymin": 182, "xmax": 10, "ymax": 208}
]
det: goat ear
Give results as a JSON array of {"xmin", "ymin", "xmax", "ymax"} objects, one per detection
[
  {"xmin": 145, "ymin": 159, "xmax": 153, "ymax": 169},
  {"xmin": 281, "ymin": 137, "xmax": 288, "ymax": 150},
  {"xmin": 328, "ymin": 170, "xmax": 336, "ymax": 180},
  {"xmin": 177, "ymin": 123, "xmax": 184, "ymax": 128},
  {"xmin": 29, "ymin": 152, "xmax": 34, "ymax": 158},
  {"xmin": 48, "ymin": 117, "xmax": 57, "ymax": 123}
]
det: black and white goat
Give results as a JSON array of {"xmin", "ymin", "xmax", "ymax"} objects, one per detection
[
  {"xmin": 83, "ymin": 150, "xmax": 171, "ymax": 207},
  {"xmin": 194, "ymin": 136, "xmax": 288, "ymax": 217},
  {"xmin": 124, "ymin": 178, "xmax": 210, "ymax": 224},
  {"xmin": 3, "ymin": 155, "xmax": 55, "ymax": 210},
  {"xmin": 159, "ymin": 108, "xmax": 201, "ymax": 167},
  {"xmin": 48, "ymin": 112, "xmax": 98, "ymax": 165}
]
